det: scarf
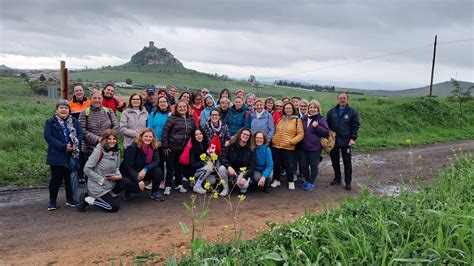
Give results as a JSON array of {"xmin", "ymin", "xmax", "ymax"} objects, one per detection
[
  {"xmin": 255, "ymin": 110, "xmax": 264, "ymax": 119},
  {"xmin": 55, "ymin": 115, "xmax": 80, "ymax": 159},
  {"xmin": 141, "ymin": 144, "xmax": 154, "ymax": 164},
  {"xmin": 210, "ymin": 120, "xmax": 222, "ymax": 134}
]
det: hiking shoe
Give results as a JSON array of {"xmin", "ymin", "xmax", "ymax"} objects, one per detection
[
  {"xmin": 150, "ymin": 191, "xmax": 165, "ymax": 202},
  {"xmin": 176, "ymin": 185, "xmax": 187, "ymax": 193},
  {"xmin": 77, "ymin": 193, "xmax": 88, "ymax": 212},
  {"xmin": 270, "ymin": 180, "xmax": 281, "ymax": 188},
  {"xmin": 299, "ymin": 181, "xmax": 309, "ymax": 189},
  {"xmin": 193, "ymin": 186, "xmax": 207, "ymax": 195},
  {"xmin": 47, "ymin": 202, "xmax": 57, "ymax": 211},
  {"xmin": 219, "ymin": 188, "xmax": 229, "ymax": 197},
  {"xmin": 122, "ymin": 191, "xmax": 132, "ymax": 201},
  {"xmin": 288, "ymin": 182, "xmax": 295, "ymax": 190},
  {"xmin": 66, "ymin": 199, "xmax": 77, "ymax": 208},
  {"xmin": 304, "ymin": 183, "xmax": 314, "ymax": 191},
  {"xmin": 345, "ymin": 184, "xmax": 352, "ymax": 191},
  {"xmin": 164, "ymin": 187, "xmax": 171, "ymax": 196},
  {"xmin": 330, "ymin": 179, "xmax": 341, "ymax": 186}
]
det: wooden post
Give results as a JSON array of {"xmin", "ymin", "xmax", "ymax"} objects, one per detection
[
  {"xmin": 60, "ymin": 61, "xmax": 66, "ymax": 99},
  {"xmin": 429, "ymin": 35, "xmax": 437, "ymax": 97}
]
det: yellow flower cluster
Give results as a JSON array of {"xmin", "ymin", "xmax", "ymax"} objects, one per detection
[
  {"xmin": 239, "ymin": 167, "xmax": 247, "ymax": 173},
  {"xmin": 238, "ymin": 194, "xmax": 246, "ymax": 201},
  {"xmin": 200, "ymin": 153, "xmax": 207, "ymax": 161},
  {"xmin": 189, "ymin": 176, "xmax": 195, "ymax": 183},
  {"xmin": 211, "ymin": 154, "xmax": 218, "ymax": 161},
  {"xmin": 213, "ymin": 191, "xmax": 219, "ymax": 199},
  {"xmin": 204, "ymin": 182, "xmax": 211, "ymax": 190}
]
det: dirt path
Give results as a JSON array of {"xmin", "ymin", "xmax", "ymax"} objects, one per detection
[{"xmin": 1, "ymin": 140, "xmax": 472, "ymax": 265}]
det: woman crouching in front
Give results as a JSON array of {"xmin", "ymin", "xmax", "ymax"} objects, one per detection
[
  {"xmin": 79, "ymin": 129, "xmax": 125, "ymax": 212},
  {"xmin": 120, "ymin": 128, "xmax": 165, "ymax": 202}
]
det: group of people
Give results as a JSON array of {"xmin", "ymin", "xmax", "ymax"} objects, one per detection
[{"xmin": 44, "ymin": 83, "xmax": 360, "ymax": 213}]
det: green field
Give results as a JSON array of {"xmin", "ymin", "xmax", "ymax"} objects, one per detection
[
  {"xmin": 174, "ymin": 153, "xmax": 473, "ymax": 264},
  {"xmin": 0, "ymin": 76, "xmax": 473, "ymax": 186}
]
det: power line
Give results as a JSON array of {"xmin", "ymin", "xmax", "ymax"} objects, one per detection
[{"xmin": 260, "ymin": 38, "xmax": 474, "ymax": 81}]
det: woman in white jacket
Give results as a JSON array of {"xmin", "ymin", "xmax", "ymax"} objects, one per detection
[{"xmin": 119, "ymin": 93, "xmax": 149, "ymax": 148}]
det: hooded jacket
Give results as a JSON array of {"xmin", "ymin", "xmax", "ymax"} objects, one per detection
[
  {"xmin": 84, "ymin": 144, "xmax": 121, "ymax": 198},
  {"xmin": 250, "ymin": 110, "xmax": 275, "ymax": 142},
  {"xmin": 147, "ymin": 109, "xmax": 170, "ymax": 141},
  {"xmin": 119, "ymin": 108, "xmax": 149, "ymax": 148},
  {"xmin": 226, "ymin": 105, "xmax": 251, "ymax": 136},
  {"xmin": 200, "ymin": 94, "xmax": 217, "ymax": 127}
]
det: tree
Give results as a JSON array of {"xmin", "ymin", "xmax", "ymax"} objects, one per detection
[
  {"xmin": 39, "ymin": 74, "xmax": 46, "ymax": 82},
  {"xmin": 20, "ymin": 73, "xmax": 27, "ymax": 78},
  {"xmin": 448, "ymin": 78, "xmax": 473, "ymax": 129},
  {"xmin": 125, "ymin": 78, "xmax": 133, "ymax": 85}
]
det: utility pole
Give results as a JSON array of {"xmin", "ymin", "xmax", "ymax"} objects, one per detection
[{"xmin": 429, "ymin": 35, "xmax": 437, "ymax": 97}]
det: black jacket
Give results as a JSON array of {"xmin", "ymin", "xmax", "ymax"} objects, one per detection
[
  {"xmin": 161, "ymin": 113, "xmax": 195, "ymax": 151},
  {"xmin": 120, "ymin": 143, "xmax": 161, "ymax": 183},
  {"xmin": 219, "ymin": 142, "xmax": 255, "ymax": 179},
  {"xmin": 327, "ymin": 104, "xmax": 360, "ymax": 147}
]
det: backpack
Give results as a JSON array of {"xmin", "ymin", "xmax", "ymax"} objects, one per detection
[
  {"xmin": 321, "ymin": 130, "xmax": 336, "ymax": 154},
  {"xmin": 84, "ymin": 107, "xmax": 114, "ymax": 128}
]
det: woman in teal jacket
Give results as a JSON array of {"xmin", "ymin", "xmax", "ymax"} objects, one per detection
[
  {"xmin": 147, "ymin": 95, "xmax": 170, "ymax": 172},
  {"xmin": 199, "ymin": 94, "xmax": 217, "ymax": 127},
  {"xmin": 252, "ymin": 131, "xmax": 273, "ymax": 193}
]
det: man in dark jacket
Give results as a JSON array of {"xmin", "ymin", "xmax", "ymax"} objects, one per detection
[{"xmin": 327, "ymin": 92, "xmax": 360, "ymax": 190}]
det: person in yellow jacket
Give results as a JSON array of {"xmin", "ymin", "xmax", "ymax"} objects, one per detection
[{"xmin": 270, "ymin": 102, "xmax": 304, "ymax": 190}]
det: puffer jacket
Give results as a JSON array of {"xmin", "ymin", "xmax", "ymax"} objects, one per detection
[
  {"xmin": 272, "ymin": 115, "xmax": 304, "ymax": 150},
  {"xmin": 327, "ymin": 104, "xmax": 360, "ymax": 146},
  {"xmin": 200, "ymin": 94, "xmax": 217, "ymax": 127},
  {"xmin": 147, "ymin": 109, "xmax": 170, "ymax": 141},
  {"xmin": 79, "ymin": 106, "xmax": 117, "ymax": 153},
  {"xmin": 84, "ymin": 144, "xmax": 121, "ymax": 198},
  {"xmin": 302, "ymin": 114, "xmax": 330, "ymax": 151},
  {"xmin": 161, "ymin": 113, "xmax": 195, "ymax": 151},
  {"xmin": 119, "ymin": 108, "xmax": 149, "ymax": 148},
  {"xmin": 250, "ymin": 110, "xmax": 275, "ymax": 142},
  {"xmin": 226, "ymin": 105, "xmax": 251, "ymax": 136}
]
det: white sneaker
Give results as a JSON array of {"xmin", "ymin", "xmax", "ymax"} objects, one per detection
[
  {"xmin": 193, "ymin": 186, "xmax": 206, "ymax": 194},
  {"xmin": 293, "ymin": 175, "xmax": 298, "ymax": 182},
  {"xmin": 164, "ymin": 187, "xmax": 171, "ymax": 196},
  {"xmin": 219, "ymin": 188, "xmax": 229, "ymax": 197},
  {"xmin": 177, "ymin": 185, "xmax": 187, "ymax": 193},
  {"xmin": 288, "ymin": 182, "xmax": 295, "ymax": 190},
  {"xmin": 271, "ymin": 180, "xmax": 281, "ymax": 188}
]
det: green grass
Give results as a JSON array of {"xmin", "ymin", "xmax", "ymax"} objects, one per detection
[
  {"xmin": 174, "ymin": 153, "xmax": 474, "ymax": 265},
  {"xmin": 0, "ymin": 76, "xmax": 473, "ymax": 186}
]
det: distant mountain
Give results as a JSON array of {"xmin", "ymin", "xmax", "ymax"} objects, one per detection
[
  {"xmin": 0, "ymin": 64, "xmax": 12, "ymax": 71},
  {"xmin": 351, "ymin": 80, "xmax": 474, "ymax": 97}
]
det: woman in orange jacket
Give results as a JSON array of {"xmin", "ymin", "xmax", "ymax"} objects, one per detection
[{"xmin": 270, "ymin": 102, "xmax": 304, "ymax": 190}]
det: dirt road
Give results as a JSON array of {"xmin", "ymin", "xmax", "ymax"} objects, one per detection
[{"xmin": 1, "ymin": 140, "xmax": 472, "ymax": 265}]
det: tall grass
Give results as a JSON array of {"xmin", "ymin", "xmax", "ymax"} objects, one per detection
[{"xmin": 174, "ymin": 153, "xmax": 473, "ymax": 265}]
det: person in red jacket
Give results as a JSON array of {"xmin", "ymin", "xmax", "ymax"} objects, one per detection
[{"xmin": 101, "ymin": 84, "xmax": 126, "ymax": 114}]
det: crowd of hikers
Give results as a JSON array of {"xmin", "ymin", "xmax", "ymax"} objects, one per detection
[{"xmin": 44, "ymin": 84, "xmax": 360, "ymax": 212}]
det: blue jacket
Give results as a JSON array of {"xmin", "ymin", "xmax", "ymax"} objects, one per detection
[
  {"xmin": 226, "ymin": 105, "xmax": 251, "ymax": 136},
  {"xmin": 44, "ymin": 116, "xmax": 83, "ymax": 167},
  {"xmin": 250, "ymin": 110, "xmax": 275, "ymax": 142},
  {"xmin": 147, "ymin": 109, "xmax": 169, "ymax": 141},
  {"xmin": 200, "ymin": 94, "xmax": 217, "ymax": 127},
  {"xmin": 255, "ymin": 145, "xmax": 273, "ymax": 179}
]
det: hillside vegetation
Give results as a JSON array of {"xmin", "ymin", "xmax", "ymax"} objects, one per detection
[{"xmin": 0, "ymin": 77, "xmax": 473, "ymax": 186}]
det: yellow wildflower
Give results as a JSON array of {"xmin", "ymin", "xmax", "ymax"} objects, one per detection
[
  {"xmin": 204, "ymin": 182, "xmax": 211, "ymax": 190},
  {"xmin": 200, "ymin": 153, "xmax": 207, "ymax": 161},
  {"xmin": 189, "ymin": 176, "xmax": 195, "ymax": 183},
  {"xmin": 211, "ymin": 153, "xmax": 218, "ymax": 161},
  {"xmin": 238, "ymin": 194, "xmax": 246, "ymax": 201},
  {"xmin": 239, "ymin": 167, "xmax": 247, "ymax": 173},
  {"xmin": 213, "ymin": 191, "xmax": 218, "ymax": 199},
  {"xmin": 417, "ymin": 155, "xmax": 423, "ymax": 160},
  {"xmin": 219, "ymin": 179, "xmax": 225, "ymax": 185},
  {"xmin": 405, "ymin": 139, "xmax": 411, "ymax": 144}
]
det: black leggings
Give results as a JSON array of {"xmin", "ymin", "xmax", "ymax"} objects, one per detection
[
  {"xmin": 164, "ymin": 150, "xmax": 183, "ymax": 187},
  {"xmin": 271, "ymin": 147, "xmax": 294, "ymax": 183},
  {"xmin": 49, "ymin": 165, "xmax": 73, "ymax": 203},
  {"xmin": 126, "ymin": 167, "xmax": 164, "ymax": 193},
  {"xmin": 91, "ymin": 178, "xmax": 129, "ymax": 213}
]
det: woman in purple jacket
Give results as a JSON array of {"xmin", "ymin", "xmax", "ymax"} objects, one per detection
[{"xmin": 300, "ymin": 100, "xmax": 329, "ymax": 191}]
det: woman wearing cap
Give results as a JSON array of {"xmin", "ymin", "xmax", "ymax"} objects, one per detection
[
  {"xmin": 161, "ymin": 100, "xmax": 196, "ymax": 195},
  {"xmin": 44, "ymin": 99, "xmax": 83, "ymax": 211},
  {"xmin": 199, "ymin": 94, "xmax": 217, "ymax": 127},
  {"xmin": 119, "ymin": 93, "xmax": 149, "ymax": 149},
  {"xmin": 250, "ymin": 98, "xmax": 275, "ymax": 143},
  {"xmin": 270, "ymin": 102, "xmax": 304, "ymax": 190},
  {"xmin": 144, "ymin": 87, "xmax": 157, "ymax": 114},
  {"xmin": 79, "ymin": 129, "xmax": 128, "ymax": 212},
  {"xmin": 78, "ymin": 90, "xmax": 117, "ymax": 185}
]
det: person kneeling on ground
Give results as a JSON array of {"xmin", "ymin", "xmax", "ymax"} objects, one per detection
[
  {"xmin": 78, "ymin": 130, "xmax": 126, "ymax": 212},
  {"xmin": 120, "ymin": 128, "xmax": 165, "ymax": 202},
  {"xmin": 218, "ymin": 128, "xmax": 255, "ymax": 196},
  {"xmin": 251, "ymin": 131, "xmax": 273, "ymax": 193}
]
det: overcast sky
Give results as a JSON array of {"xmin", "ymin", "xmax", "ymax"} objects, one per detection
[{"xmin": 1, "ymin": 0, "xmax": 473, "ymax": 89}]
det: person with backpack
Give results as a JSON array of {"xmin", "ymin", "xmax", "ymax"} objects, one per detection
[
  {"xmin": 161, "ymin": 100, "xmax": 195, "ymax": 195},
  {"xmin": 270, "ymin": 102, "xmax": 304, "ymax": 190},
  {"xmin": 119, "ymin": 93, "xmax": 149, "ymax": 149},
  {"xmin": 101, "ymin": 84, "xmax": 126, "ymax": 114},
  {"xmin": 44, "ymin": 99, "xmax": 83, "ymax": 211},
  {"xmin": 300, "ymin": 100, "xmax": 329, "ymax": 191},
  {"xmin": 226, "ymin": 96, "xmax": 251, "ymax": 136},
  {"xmin": 78, "ymin": 90, "xmax": 117, "ymax": 185},
  {"xmin": 78, "ymin": 130, "xmax": 128, "ymax": 212},
  {"xmin": 327, "ymin": 92, "xmax": 360, "ymax": 191},
  {"xmin": 120, "ymin": 128, "xmax": 165, "ymax": 202}
]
